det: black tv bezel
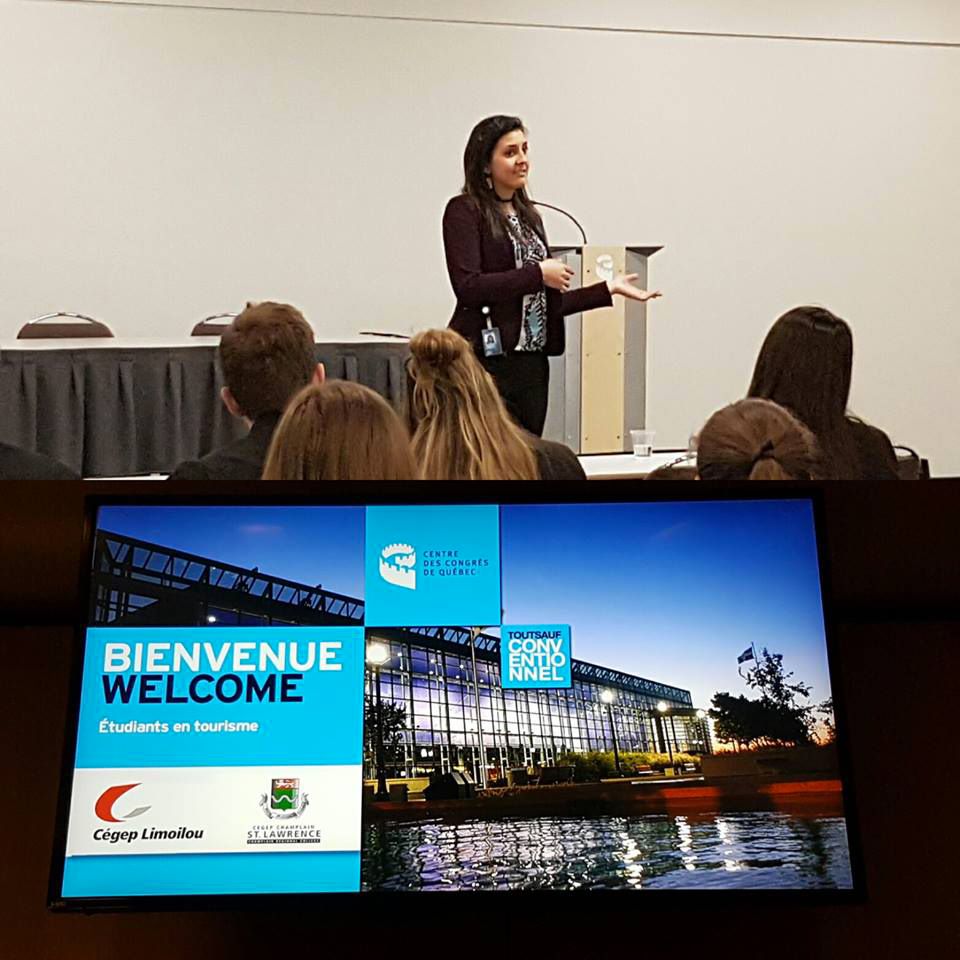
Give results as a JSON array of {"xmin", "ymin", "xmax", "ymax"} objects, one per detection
[{"xmin": 48, "ymin": 481, "xmax": 867, "ymax": 912}]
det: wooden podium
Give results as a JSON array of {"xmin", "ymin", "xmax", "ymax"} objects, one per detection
[{"xmin": 543, "ymin": 244, "xmax": 662, "ymax": 454}]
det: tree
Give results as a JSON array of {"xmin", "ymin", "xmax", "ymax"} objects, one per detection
[
  {"xmin": 745, "ymin": 648, "xmax": 812, "ymax": 708},
  {"xmin": 816, "ymin": 696, "xmax": 837, "ymax": 744},
  {"xmin": 710, "ymin": 648, "xmax": 817, "ymax": 749},
  {"xmin": 709, "ymin": 691, "xmax": 811, "ymax": 750},
  {"xmin": 746, "ymin": 647, "xmax": 815, "ymax": 744},
  {"xmin": 709, "ymin": 692, "xmax": 762, "ymax": 750},
  {"xmin": 363, "ymin": 696, "xmax": 408, "ymax": 775}
]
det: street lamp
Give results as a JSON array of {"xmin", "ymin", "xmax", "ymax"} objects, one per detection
[
  {"xmin": 656, "ymin": 701, "xmax": 675, "ymax": 767},
  {"xmin": 366, "ymin": 641, "xmax": 390, "ymax": 801},
  {"xmin": 695, "ymin": 708, "xmax": 710, "ymax": 755},
  {"xmin": 600, "ymin": 689, "xmax": 621, "ymax": 776}
]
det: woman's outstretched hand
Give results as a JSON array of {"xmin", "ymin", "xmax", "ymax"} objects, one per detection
[{"xmin": 608, "ymin": 273, "xmax": 663, "ymax": 302}]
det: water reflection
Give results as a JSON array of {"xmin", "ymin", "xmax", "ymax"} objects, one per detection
[{"xmin": 362, "ymin": 813, "xmax": 853, "ymax": 891}]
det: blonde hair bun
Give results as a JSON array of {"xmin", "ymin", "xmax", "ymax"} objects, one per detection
[{"xmin": 409, "ymin": 328, "xmax": 469, "ymax": 374}]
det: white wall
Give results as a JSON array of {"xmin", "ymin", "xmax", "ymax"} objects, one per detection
[{"xmin": 2, "ymin": 1, "xmax": 959, "ymax": 473}]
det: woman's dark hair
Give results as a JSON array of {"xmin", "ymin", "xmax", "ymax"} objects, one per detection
[
  {"xmin": 747, "ymin": 305, "xmax": 857, "ymax": 479},
  {"xmin": 462, "ymin": 115, "xmax": 545, "ymax": 241},
  {"xmin": 645, "ymin": 458, "xmax": 698, "ymax": 480},
  {"xmin": 696, "ymin": 398, "xmax": 823, "ymax": 481}
]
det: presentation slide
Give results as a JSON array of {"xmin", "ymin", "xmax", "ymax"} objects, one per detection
[{"xmin": 57, "ymin": 499, "xmax": 854, "ymax": 901}]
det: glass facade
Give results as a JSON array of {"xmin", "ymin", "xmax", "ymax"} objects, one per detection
[
  {"xmin": 365, "ymin": 628, "xmax": 710, "ymax": 783},
  {"xmin": 87, "ymin": 530, "xmax": 711, "ymax": 785},
  {"xmin": 90, "ymin": 530, "xmax": 364, "ymax": 628}
]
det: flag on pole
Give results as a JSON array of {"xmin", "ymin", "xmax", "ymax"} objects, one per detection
[{"xmin": 737, "ymin": 647, "xmax": 755, "ymax": 665}]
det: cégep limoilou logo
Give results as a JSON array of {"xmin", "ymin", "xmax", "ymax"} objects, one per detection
[
  {"xmin": 379, "ymin": 543, "xmax": 416, "ymax": 590},
  {"xmin": 91, "ymin": 783, "xmax": 205, "ymax": 844},
  {"xmin": 94, "ymin": 782, "xmax": 151, "ymax": 822}
]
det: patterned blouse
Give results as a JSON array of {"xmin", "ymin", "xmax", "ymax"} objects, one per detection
[{"xmin": 505, "ymin": 213, "xmax": 549, "ymax": 352}]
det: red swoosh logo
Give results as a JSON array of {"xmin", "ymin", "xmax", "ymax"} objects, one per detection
[{"xmin": 94, "ymin": 783, "xmax": 140, "ymax": 823}]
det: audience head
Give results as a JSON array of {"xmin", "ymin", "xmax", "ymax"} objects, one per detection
[
  {"xmin": 407, "ymin": 328, "xmax": 539, "ymax": 479},
  {"xmin": 747, "ymin": 305, "xmax": 855, "ymax": 477},
  {"xmin": 645, "ymin": 459, "xmax": 698, "ymax": 481},
  {"xmin": 261, "ymin": 380, "xmax": 415, "ymax": 480},
  {"xmin": 218, "ymin": 301, "xmax": 323, "ymax": 423},
  {"xmin": 696, "ymin": 398, "xmax": 822, "ymax": 480}
]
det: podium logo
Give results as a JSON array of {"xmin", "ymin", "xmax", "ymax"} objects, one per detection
[
  {"xmin": 595, "ymin": 254, "xmax": 614, "ymax": 284},
  {"xmin": 379, "ymin": 543, "xmax": 416, "ymax": 591},
  {"xmin": 94, "ymin": 783, "xmax": 151, "ymax": 822}
]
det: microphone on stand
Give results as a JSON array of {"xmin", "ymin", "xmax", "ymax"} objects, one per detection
[{"xmin": 534, "ymin": 201, "xmax": 588, "ymax": 245}]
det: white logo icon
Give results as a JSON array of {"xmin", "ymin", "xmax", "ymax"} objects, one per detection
[
  {"xmin": 595, "ymin": 254, "xmax": 615, "ymax": 284},
  {"xmin": 379, "ymin": 543, "xmax": 416, "ymax": 590}
]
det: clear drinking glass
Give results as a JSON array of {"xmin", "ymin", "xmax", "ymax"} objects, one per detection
[{"xmin": 630, "ymin": 429, "xmax": 655, "ymax": 457}]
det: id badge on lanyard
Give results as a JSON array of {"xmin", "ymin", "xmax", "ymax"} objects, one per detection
[{"xmin": 480, "ymin": 305, "xmax": 503, "ymax": 357}]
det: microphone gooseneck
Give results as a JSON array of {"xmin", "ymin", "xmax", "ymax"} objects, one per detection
[{"xmin": 533, "ymin": 201, "xmax": 588, "ymax": 246}]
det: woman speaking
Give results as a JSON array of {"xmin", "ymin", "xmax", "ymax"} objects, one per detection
[{"xmin": 442, "ymin": 114, "xmax": 661, "ymax": 436}]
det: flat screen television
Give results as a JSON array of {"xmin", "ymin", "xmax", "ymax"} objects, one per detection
[{"xmin": 49, "ymin": 486, "xmax": 863, "ymax": 909}]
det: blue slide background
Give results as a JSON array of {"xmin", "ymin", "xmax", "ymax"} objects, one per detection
[
  {"xmin": 76, "ymin": 626, "xmax": 365, "ymax": 768},
  {"xmin": 62, "ymin": 852, "xmax": 360, "ymax": 897},
  {"xmin": 364, "ymin": 504, "xmax": 501, "ymax": 626}
]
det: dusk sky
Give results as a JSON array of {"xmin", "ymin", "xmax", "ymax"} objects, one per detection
[
  {"xmin": 499, "ymin": 499, "xmax": 834, "ymax": 712},
  {"xmin": 95, "ymin": 499, "xmax": 835, "ymax": 714},
  {"xmin": 96, "ymin": 505, "xmax": 366, "ymax": 598}
]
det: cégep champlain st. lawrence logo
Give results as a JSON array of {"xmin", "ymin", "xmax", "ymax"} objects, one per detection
[
  {"xmin": 379, "ymin": 543, "xmax": 416, "ymax": 590},
  {"xmin": 260, "ymin": 777, "xmax": 309, "ymax": 820},
  {"xmin": 247, "ymin": 778, "xmax": 322, "ymax": 845}
]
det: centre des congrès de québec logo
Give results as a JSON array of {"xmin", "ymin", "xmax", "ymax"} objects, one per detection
[
  {"xmin": 95, "ymin": 783, "xmax": 151, "ymax": 822},
  {"xmin": 379, "ymin": 543, "xmax": 417, "ymax": 591},
  {"xmin": 365, "ymin": 505, "xmax": 502, "ymax": 627},
  {"xmin": 260, "ymin": 778, "xmax": 309, "ymax": 820}
]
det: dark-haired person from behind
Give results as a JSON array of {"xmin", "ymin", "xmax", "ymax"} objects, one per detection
[
  {"xmin": 407, "ymin": 328, "xmax": 586, "ymax": 480},
  {"xmin": 443, "ymin": 115, "xmax": 661, "ymax": 436},
  {"xmin": 747, "ymin": 306, "xmax": 898, "ymax": 480},
  {"xmin": 168, "ymin": 302, "xmax": 323, "ymax": 480},
  {"xmin": 0, "ymin": 441, "xmax": 79, "ymax": 480},
  {"xmin": 262, "ymin": 380, "xmax": 416, "ymax": 481},
  {"xmin": 645, "ymin": 456, "xmax": 697, "ymax": 480},
  {"xmin": 697, "ymin": 398, "xmax": 823, "ymax": 481}
]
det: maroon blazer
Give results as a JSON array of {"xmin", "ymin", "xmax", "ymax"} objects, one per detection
[{"xmin": 442, "ymin": 194, "xmax": 613, "ymax": 357}]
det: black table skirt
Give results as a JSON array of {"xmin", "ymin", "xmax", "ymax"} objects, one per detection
[{"xmin": 0, "ymin": 342, "xmax": 410, "ymax": 477}]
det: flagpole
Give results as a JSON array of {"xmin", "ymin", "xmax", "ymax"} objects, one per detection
[{"xmin": 737, "ymin": 644, "xmax": 757, "ymax": 681}]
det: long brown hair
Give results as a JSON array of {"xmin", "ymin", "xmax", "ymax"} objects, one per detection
[
  {"xmin": 408, "ymin": 329, "xmax": 539, "ymax": 480},
  {"xmin": 747, "ymin": 306, "xmax": 857, "ymax": 479},
  {"xmin": 462, "ymin": 115, "xmax": 545, "ymax": 241},
  {"xmin": 262, "ymin": 380, "xmax": 416, "ymax": 480},
  {"xmin": 696, "ymin": 398, "xmax": 823, "ymax": 481}
]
